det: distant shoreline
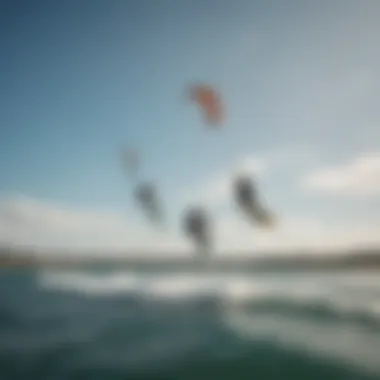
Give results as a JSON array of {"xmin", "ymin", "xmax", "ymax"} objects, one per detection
[{"xmin": 1, "ymin": 246, "xmax": 380, "ymax": 272}]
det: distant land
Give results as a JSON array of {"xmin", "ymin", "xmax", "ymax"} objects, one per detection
[{"xmin": 1, "ymin": 245, "xmax": 380, "ymax": 272}]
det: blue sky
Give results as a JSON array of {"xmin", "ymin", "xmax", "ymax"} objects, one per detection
[{"xmin": 1, "ymin": 1, "xmax": 380, "ymax": 253}]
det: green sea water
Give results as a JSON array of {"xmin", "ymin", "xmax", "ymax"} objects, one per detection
[{"xmin": 1, "ymin": 267, "xmax": 380, "ymax": 380}]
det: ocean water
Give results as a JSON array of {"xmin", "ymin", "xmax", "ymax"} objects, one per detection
[{"xmin": 1, "ymin": 266, "xmax": 380, "ymax": 380}]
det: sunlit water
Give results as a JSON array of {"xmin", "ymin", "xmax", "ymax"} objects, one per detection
[{"xmin": 1, "ymin": 264, "xmax": 380, "ymax": 379}]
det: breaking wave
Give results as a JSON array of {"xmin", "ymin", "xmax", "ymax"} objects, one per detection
[
  {"xmin": 2, "ymin": 268, "xmax": 380, "ymax": 379},
  {"xmin": 38, "ymin": 270, "xmax": 380, "ymax": 325}
]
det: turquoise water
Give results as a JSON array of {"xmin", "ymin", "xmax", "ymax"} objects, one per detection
[{"xmin": 1, "ymin": 267, "xmax": 380, "ymax": 379}]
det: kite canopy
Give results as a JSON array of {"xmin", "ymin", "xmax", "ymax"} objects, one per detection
[{"xmin": 188, "ymin": 84, "xmax": 223, "ymax": 126}]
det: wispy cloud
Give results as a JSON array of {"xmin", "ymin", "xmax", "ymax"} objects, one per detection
[{"xmin": 301, "ymin": 152, "xmax": 380, "ymax": 196}]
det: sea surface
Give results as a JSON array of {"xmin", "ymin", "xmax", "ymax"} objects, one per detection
[{"xmin": 1, "ymin": 264, "xmax": 380, "ymax": 379}]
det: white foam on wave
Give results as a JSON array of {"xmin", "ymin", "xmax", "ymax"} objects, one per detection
[
  {"xmin": 37, "ymin": 270, "xmax": 380, "ymax": 320},
  {"xmin": 39, "ymin": 271, "xmax": 318, "ymax": 301},
  {"xmin": 39, "ymin": 271, "xmax": 380, "ymax": 323},
  {"xmin": 38, "ymin": 271, "xmax": 140, "ymax": 295},
  {"xmin": 222, "ymin": 308, "xmax": 380, "ymax": 375},
  {"xmin": 37, "ymin": 269, "xmax": 380, "ymax": 374}
]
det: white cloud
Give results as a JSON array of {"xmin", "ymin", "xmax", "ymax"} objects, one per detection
[
  {"xmin": 0, "ymin": 190, "xmax": 379, "ymax": 257},
  {"xmin": 0, "ymin": 195, "xmax": 187, "ymax": 256},
  {"xmin": 301, "ymin": 152, "xmax": 380, "ymax": 196},
  {"xmin": 214, "ymin": 212, "xmax": 380, "ymax": 255}
]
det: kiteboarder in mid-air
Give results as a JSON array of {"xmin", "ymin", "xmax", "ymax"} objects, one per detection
[
  {"xmin": 134, "ymin": 181, "xmax": 164, "ymax": 226},
  {"xmin": 182, "ymin": 206, "xmax": 212, "ymax": 257},
  {"xmin": 233, "ymin": 174, "xmax": 276, "ymax": 229},
  {"xmin": 120, "ymin": 146, "xmax": 165, "ymax": 227}
]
